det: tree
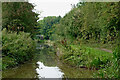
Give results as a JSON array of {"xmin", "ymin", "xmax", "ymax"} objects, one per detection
[
  {"xmin": 38, "ymin": 16, "xmax": 61, "ymax": 39},
  {"xmin": 2, "ymin": 2, "xmax": 39, "ymax": 37}
]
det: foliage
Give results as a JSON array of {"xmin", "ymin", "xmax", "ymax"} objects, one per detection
[
  {"xmin": 52, "ymin": 2, "xmax": 119, "ymax": 45},
  {"xmin": 2, "ymin": 29, "xmax": 36, "ymax": 69},
  {"xmin": 2, "ymin": 2, "xmax": 39, "ymax": 37},
  {"xmin": 51, "ymin": 2, "xmax": 120, "ymax": 78},
  {"xmin": 57, "ymin": 43, "xmax": 113, "ymax": 69},
  {"xmin": 96, "ymin": 45, "xmax": 120, "ymax": 78},
  {"xmin": 38, "ymin": 16, "xmax": 61, "ymax": 39}
]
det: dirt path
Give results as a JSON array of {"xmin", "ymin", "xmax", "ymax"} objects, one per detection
[{"xmin": 96, "ymin": 48, "xmax": 112, "ymax": 53}]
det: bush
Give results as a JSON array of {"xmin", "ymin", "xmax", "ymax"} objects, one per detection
[
  {"xmin": 96, "ymin": 46, "xmax": 120, "ymax": 78},
  {"xmin": 2, "ymin": 56, "xmax": 16, "ymax": 69},
  {"xmin": 2, "ymin": 29, "xmax": 36, "ymax": 69}
]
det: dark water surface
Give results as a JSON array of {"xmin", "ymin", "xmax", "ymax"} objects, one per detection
[{"xmin": 2, "ymin": 44, "xmax": 96, "ymax": 78}]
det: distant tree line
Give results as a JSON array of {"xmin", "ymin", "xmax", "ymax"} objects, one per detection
[{"xmin": 38, "ymin": 16, "xmax": 61, "ymax": 39}]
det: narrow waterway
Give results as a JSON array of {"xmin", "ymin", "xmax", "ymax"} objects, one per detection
[{"xmin": 2, "ymin": 43, "xmax": 96, "ymax": 78}]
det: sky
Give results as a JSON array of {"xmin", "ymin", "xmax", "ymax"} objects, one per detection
[{"xmin": 28, "ymin": 0, "xmax": 80, "ymax": 20}]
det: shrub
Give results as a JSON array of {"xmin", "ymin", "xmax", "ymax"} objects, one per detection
[
  {"xmin": 2, "ymin": 29, "xmax": 36, "ymax": 69},
  {"xmin": 96, "ymin": 46, "xmax": 120, "ymax": 78},
  {"xmin": 2, "ymin": 56, "xmax": 16, "ymax": 69}
]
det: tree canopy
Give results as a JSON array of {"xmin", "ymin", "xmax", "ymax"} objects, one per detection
[
  {"xmin": 51, "ymin": 2, "xmax": 119, "ymax": 45},
  {"xmin": 2, "ymin": 2, "xmax": 39, "ymax": 37},
  {"xmin": 37, "ymin": 16, "xmax": 61, "ymax": 39}
]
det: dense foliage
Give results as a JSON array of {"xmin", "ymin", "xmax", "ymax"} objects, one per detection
[
  {"xmin": 2, "ymin": 29, "xmax": 36, "ymax": 69},
  {"xmin": 58, "ymin": 44, "xmax": 113, "ymax": 68},
  {"xmin": 2, "ymin": 2, "xmax": 39, "ymax": 37},
  {"xmin": 50, "ymin": 2, "xmax": 120, "ymax": 78},
  {"xmin": 1, "ymin": 1, "xmax": 120, "ymax": 78},
  {"xmin": 2, "ymin": 2, "xmax": 38, "ymax": 69},
  {"xmin": 38, "ymin": 16, "xmax": 61, "ymax": 39},
  {"xmin": 52, "ymin": 2, "xmax": 119, "ymax": 45}
]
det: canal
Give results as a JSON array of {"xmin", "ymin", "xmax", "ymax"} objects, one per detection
[{"xmin": 2, "ymin": 43, "xmax": 95, "ymax": 79}]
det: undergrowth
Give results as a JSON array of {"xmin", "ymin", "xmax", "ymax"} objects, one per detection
[{"xmin": 2, "ymin": 29, "xmax": 36, "ymax": 70}]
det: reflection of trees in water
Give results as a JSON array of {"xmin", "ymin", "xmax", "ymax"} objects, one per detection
[
  {"xmin": 37, "ymin": 45, "xmax": 57, "ymax": 67},
  {"xmin": 58, "ymin": 62, "xmax": 95, "ymax": 78},
  {"xmin": 2, "ymin": 60, "xmax": 37, "ymax": 78}
]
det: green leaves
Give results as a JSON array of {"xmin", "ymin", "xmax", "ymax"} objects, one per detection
[
  {"xmin": 2, "ymin": 29, "xmax": 36, "ymax": 69},
  {"xmin": 52, "ymin": 2, "xmax": 119, "ymax": 45},
  {"xmin": 2, "ymin": 2, "xmax": 39, "ymax": 36},
  {"xmin": 38, "ymin": 16, "xmax": 61, "ymax": 40}
]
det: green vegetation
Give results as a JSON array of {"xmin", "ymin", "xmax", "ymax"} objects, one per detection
[
  {"xmin": 51, "ymin": 2, "xmax": 119, "ymax": 46},
  {"xmin": 95, "ymin": 46, "xmax": 120, "ymax": 78},
  {"xmin": 2, "ymin": 2, "xmax": 38, "ymax": 70},
  {"xmin": 38, "ymin": 16, "xmax": 61, "ymax": 39},
  {"xmin": 1, "ymin": 1, "xmax": 120, "ymax": 78},
  {"xmin": 54, "ymin": 41, "xmax": 119, "ymax": 78},
  {"xmin": 40, "ymin": 2, "xmax": 119, "ymax": 78},
  {"xmin": 2, "ymin": 29, "xmax": 36, "ymax": 70},
  {"xmin": 2, "ymin": 2, "xmax": 39, "ymax": 37},
  {"xmin": 56, "ymin": 43, "xmax": 113, "ymax": 68}
]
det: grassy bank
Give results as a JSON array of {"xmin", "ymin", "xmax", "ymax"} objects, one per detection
[
  {"xmin": 56, "ymin": 42, "xmax": 113, "ymax": 69},
  {"xmin": 53, "ymin": 41, "xmax": 120, "ymax": 78},
  {"xmin": 77, "ymin": 40, "xmax": 116, "ymax": 52}
]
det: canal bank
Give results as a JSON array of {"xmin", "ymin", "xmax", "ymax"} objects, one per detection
[{"xmin": 2, "ymin": 43, "xmax": 96, "ymax": 78}]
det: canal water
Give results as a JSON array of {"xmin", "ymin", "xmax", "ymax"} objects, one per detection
[{"xmin": 2, "ymin": 44, "xmax": 95, "ymax": 78}]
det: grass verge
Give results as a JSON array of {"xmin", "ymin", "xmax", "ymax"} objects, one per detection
[{"xmin": 56, "ymin": 42, "xmax": 113, "ymax": 70}]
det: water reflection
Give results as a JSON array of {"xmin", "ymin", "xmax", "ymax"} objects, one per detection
[
  {"xmin": 36, "ymin": 61, "xmax": 64, "ymax": 78},
  {"xmin": 2, "ymin": 44, "xmax": 96, "ymax": 79},
  {"xmin": 2, "ymin": 60, "xmax": 37, "ymax": 78},
  {"xmin": 36, "ymin": 45, "xmax": 64, "ymax": 78}
]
